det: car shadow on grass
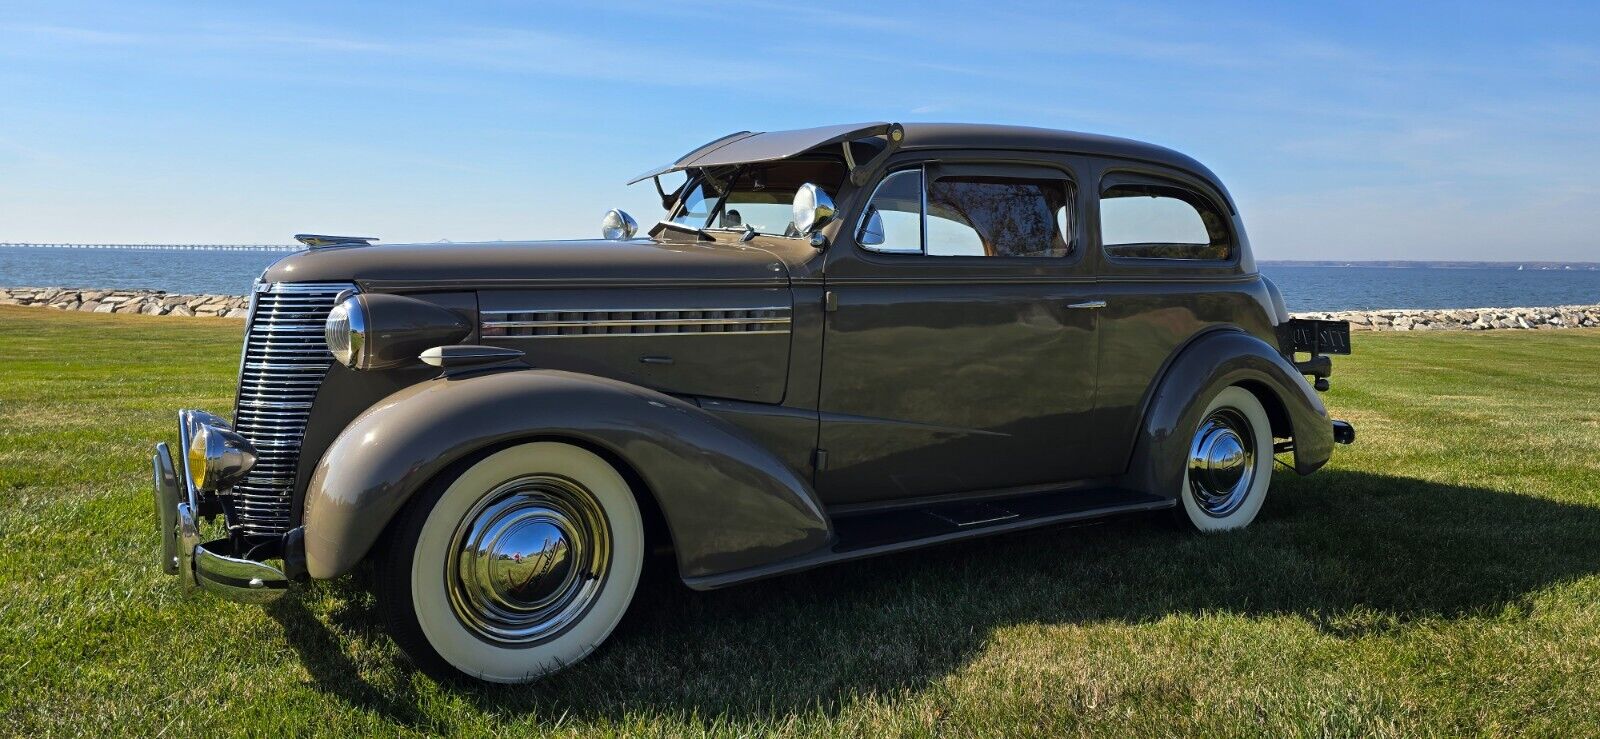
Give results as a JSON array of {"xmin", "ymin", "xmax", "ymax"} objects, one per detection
[
  {"xmin": 269, "ymin": 468, "xmax": 1600, "ymax": 725},
  {"xmin": 265, "ymin": 586, "xmax": 435, "ymax": 729}
]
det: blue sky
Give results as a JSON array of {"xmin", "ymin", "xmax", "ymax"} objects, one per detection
[{"xmin": 2, "ymin": 1, "xmax": 1597, "ymax": 260}]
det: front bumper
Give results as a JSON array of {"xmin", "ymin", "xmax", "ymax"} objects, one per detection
[{"xmin": 153, "ymin": 410, "xmax": 291, "ymax": 603}]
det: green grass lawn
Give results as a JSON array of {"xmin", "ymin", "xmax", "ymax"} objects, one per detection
[{"xmin": 2, "ymin": 305, "xmax": 1597, "ymax": 737}]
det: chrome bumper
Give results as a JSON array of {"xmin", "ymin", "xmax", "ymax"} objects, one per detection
[{"xmin": 153, "ymin": 410, "xmax": 290, "ymax": 603}]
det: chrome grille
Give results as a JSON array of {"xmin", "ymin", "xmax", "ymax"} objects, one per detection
[{"xmin": 231, "ymin": 282, "xmax": 353, "ymax": 536}]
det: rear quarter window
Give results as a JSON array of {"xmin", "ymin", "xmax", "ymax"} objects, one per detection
[{"xmin": 1100, "ymin": 180, "xmax": 1232, "ymax": 261}]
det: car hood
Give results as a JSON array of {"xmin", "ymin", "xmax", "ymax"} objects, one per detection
[{"xmin": 261, "ymin": 238, "xmax": 791, "ymax": 290}]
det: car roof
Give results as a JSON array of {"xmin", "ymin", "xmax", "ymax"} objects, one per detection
[
  {"xmin": 896, "ymin": 122, "xmax": 1209, "ymax": 173},
  {"xmin": 631, "ymin": 122, "xmax": 1227, "ymax": 200}
]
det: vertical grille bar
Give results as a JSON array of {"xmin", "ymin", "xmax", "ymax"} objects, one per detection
[{"xmin": 230, "ymin": 282, "xmax": 353, "ymax": 537}]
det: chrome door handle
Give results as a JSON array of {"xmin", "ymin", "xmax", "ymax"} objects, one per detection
[{"xmin": 1067, "ymin": 300, "xmax": 1107, "ymax": 310}]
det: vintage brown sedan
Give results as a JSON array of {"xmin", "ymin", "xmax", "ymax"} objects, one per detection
[{"xmin": 153, "ymin": 122, "xmax": 1354, "ymax": 682}]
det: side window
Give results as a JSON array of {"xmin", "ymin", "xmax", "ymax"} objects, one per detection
[
  {"xmin": 1100, "ymin": 181, "xmax": 1231, "ymax": 261},
  {"xmin": 927, "ymin": 176, "xmax": 1073, "ymax": 258},
  {"xmin": 857, "ymin": 169, "xmax": 923, "ymax": 253},
  {"xmin": 857, "ymin": 166, "xmax": 1075, "ymax": 258}
]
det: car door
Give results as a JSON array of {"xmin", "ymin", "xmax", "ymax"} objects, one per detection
[
  {"xmin": 1085, "ymin": 161, "xmax": 1263, "ymax": 474},
  {"xmin": 816, "ymin": 156, "xmax": 1104, "ymax": 506}
]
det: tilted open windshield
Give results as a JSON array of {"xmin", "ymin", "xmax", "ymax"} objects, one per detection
[{"xmin": 669, "ymin": 157, "xmax": 849, "ymax": 237}]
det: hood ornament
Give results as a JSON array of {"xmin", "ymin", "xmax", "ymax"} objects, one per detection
[{"xmin": 293, "ymin": 234, "xmax": 379, "ymax": 248}]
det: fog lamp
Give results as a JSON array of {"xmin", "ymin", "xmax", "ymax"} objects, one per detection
[{"xmin": 187, "ymin": 423, "xmax": 257, "ymax": 492}]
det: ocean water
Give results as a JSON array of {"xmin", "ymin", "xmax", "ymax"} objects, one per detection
[
  {"xmin": 2, "ymin": 246, "xmax": 1598, "ymax": 312},
  {"xmin": 1259, "ymin": 264, "xmax": 1600, "ymax": 312},
  {"xmin": 0, "ymin": 247, "xmax": 290, "ymax": 296}
]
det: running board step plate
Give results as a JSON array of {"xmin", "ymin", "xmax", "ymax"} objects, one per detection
[
  {"xmin": 832, "ymin": 487, "xmax": 1168, "ymax": 554},
  {"xmin": 682, "ymin": 486, "xmax": 1172, "ymax": 591}
]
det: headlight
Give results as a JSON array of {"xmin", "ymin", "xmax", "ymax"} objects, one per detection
[
  {"xmin": 324, "ymin": 293, "xmax": 471, "ymax": 370},
  {"xmin": 187, "ymin": 423, "xmax": 257, "ymax": 492},
  {"xmin": 325, "ymin": 296, "xmax": 367, "ymax": 369}
]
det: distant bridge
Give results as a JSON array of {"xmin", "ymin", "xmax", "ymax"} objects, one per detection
[{"xmin": 0, "ymin": 242, "xmax": 298, "ymax": 251}]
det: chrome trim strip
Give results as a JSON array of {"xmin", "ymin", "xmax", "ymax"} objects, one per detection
[
  {"xmin": 482, "ymin": 330, "xmax": 792, "ymax": 339},
  {"xmin": 480, "ymin": 306, "xmax": 793, "ymax": 338},
  {"xmin": 482, "ymin": 317, "xmax": 791, "ymax": 330},
  {"xmin": 360, "ymin": 278, "xmax": 789, "ymax": 291},
  {"xmin": 483, "ymin": 306, "xmax": 790, "ymax": 315}
]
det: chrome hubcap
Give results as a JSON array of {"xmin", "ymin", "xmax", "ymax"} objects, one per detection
[
  {"xmin": 447, "ymin": 474, "xmax": 611, "ymax": 645},
  {"xmin": 1187, "ymin": 408, "xmax": 1257, "ymax": 517}
]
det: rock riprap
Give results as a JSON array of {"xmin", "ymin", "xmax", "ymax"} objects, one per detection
[
  {"xmin": 1292, "ymin": 305, "xmax": 1600, "ymax": 331},
  {"xmin": 0, "ymin": 287, "xmax": 250, "ymax": 318}
]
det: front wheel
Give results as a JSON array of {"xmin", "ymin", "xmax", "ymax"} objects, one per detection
[
  {"xmin": 1177, "ymin": 385, "xmax": 1274, "ymax": 532},
  {"xmin": 375, "ymin": 441, "xmax": 644, "ymax": 683}
]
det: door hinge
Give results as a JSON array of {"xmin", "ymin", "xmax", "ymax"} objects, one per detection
[
  {"xmin": 823, "ymin": 290, "xmax": 838, "ymax": 313},
  {"xmin": 813, "ymin": 448, "xmax": 828, "ymax": 470}
]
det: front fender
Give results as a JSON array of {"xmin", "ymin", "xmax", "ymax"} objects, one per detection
[
  {"xmin": 1120, "ymin": 329, "xmax": 1333, "ymax": 498},
  {"xmin": 301, "ymin": 368, "xmax": 830, "ymax": 581}
]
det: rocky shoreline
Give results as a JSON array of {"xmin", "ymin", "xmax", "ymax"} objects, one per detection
[
  {"xmin": 1291, "ymin": 305, "xmax": 1600, "ymax": 331},
  {"xmin": 0, "ymin": 287, "xmax": 249, "ymax": 317},
  {"xmin": 2, "ymin": 286, "xmax": 1598, "ymax": 330}
]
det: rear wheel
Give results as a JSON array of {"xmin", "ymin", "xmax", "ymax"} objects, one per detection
[
  {"xmin": 376, "ymin": 441, "xmax": 644, "ymax": 683},
  {"xmin": 1177, "ymin": 386, "xmax": 1273, "ymax": 532}
]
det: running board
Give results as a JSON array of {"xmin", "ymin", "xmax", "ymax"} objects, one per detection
[{"xmin": 682, "ymin": 486, "xmax": 1172, "ymax": 590}]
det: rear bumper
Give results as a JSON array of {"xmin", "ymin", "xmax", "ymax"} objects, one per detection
[
  {"xmin": 1273, "ymin": 419, "xmax": 1355, "ymax": 460},
  {"xmin": 153, "ymin": 410, "xmax": 292, "ymax": 603}
]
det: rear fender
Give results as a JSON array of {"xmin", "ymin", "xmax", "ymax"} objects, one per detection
[
  {"xmin": 301, "ymin": 368, "xmax": 830, "ymax": 581},
  {"xmin": 1120, "ymin": 329, "xmax": 1332, "ymax": 498}
]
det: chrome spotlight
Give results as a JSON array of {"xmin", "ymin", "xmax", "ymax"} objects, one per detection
[{"xmin": 601, "ymin": 209, "xmax": 638, "ymax": 240}]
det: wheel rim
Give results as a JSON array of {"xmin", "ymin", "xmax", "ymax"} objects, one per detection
[
  {"xmin": 1187, "ymin": 407, "xmax": 1257, "ymax": 518},
  {"xmin": 445, "ymin": 474, "xmax": 612, "ymax": 646}
]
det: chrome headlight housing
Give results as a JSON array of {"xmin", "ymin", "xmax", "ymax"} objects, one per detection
[
  {"xmin": 184, "ymin": 416, "xmax": 257, "ymax": 492},
  {"xmin": 324, "ymin": 293, "xmax": 471, "ymax": 371},
  {"xmin": 324, "ymin": 295, "xmax": 367, "ymax": 369}
]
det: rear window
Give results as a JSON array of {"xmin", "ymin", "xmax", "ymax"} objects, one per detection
[{"xmin": 1100, "ymin": 181, "xmax": 1231, "ymax": 261}]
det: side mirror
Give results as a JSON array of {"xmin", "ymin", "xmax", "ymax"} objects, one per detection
[
  {"xmin": 791, "ymin": 183, "xmax": 835, "ymax": 235},
  {"xmin": 601, "ymin": 209, "xmax": 638, "ymax": 240},
  {"xmin": 858, "ymin": 207, "xmax": 885, "ymax": 246}
]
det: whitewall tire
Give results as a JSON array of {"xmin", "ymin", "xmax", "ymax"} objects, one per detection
[
  {"xmin": 377, "ymin": 442, "xmax": 644, "ymax": 683},
  {"xmin": 1178, "ymin": 386, "xmax": 1274, "ymax": 532}
]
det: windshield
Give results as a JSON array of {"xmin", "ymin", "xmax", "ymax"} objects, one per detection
[{"xmin": 669, "ymin": 158, "xmax": 849, "ymax": 237}]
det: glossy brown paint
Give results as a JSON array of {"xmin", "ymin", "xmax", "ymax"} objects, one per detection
[
  {"xmin": 816, "ymin": 275, "xmax": 1104, "ymax": 501},
  {"xmin": 816, "ymin": 152, "xmax": 1104, "ymax": 502},
  {"xmin": 300, "ymin": 368, "xmax": 830, "ymax": 580},
  {"xmin": 476, "ymin": 286, "xmax": 794, "ymax": 405},
  {"xmin": 255, "ymin": 123, "xmax": 1337, "ymax": 590},
  {"xmin": 263, "ymin": 238, "xmax": 790, "ymax": 289},
  {"xmin": 287, "ymin": 291, "xmax": 477, "ymax": 528},
  {"xmin": 809, "ymin": 147, "xmax": 1322, "ymax": 508}
]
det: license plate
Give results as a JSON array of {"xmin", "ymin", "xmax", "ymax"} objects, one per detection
[{"xmin": 1289, "ymin": 319, "xmax": 1351, "ymax": 355}]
